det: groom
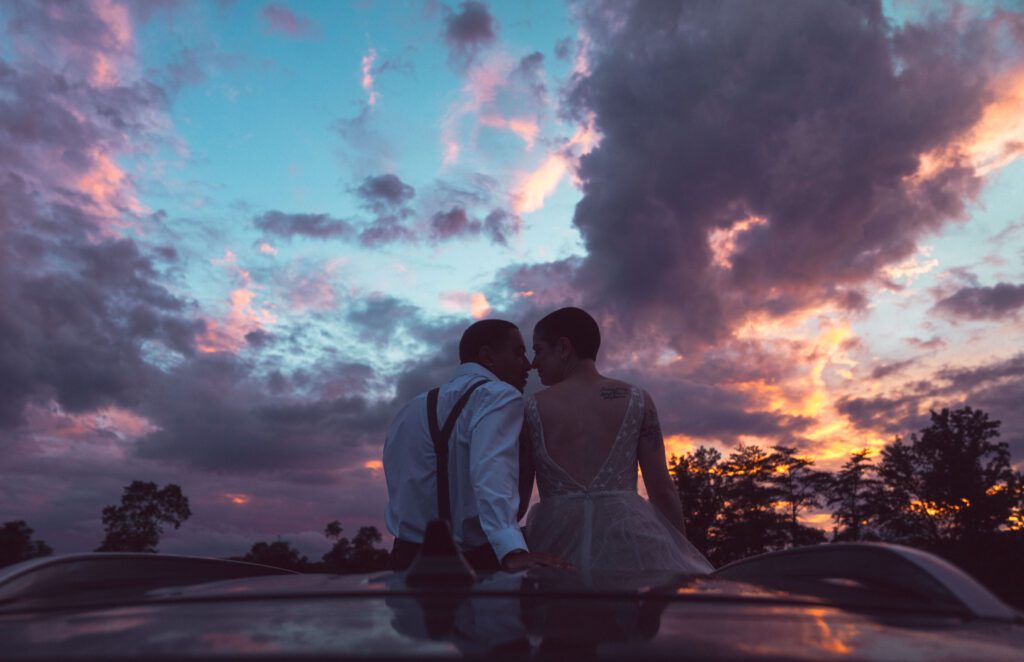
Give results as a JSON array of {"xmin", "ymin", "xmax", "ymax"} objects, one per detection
[{"xmin": 383, "ymin": 318, "xmax": 567, "ymax": 572}]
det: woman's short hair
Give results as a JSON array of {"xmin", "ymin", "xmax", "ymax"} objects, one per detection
[
  {"xmin": 534, "ymin": 307, "xmax": 600, "ymax": 361},
  {"xmin": 459, "ymin": 319, "xmax": 518, "ymax": 364}
]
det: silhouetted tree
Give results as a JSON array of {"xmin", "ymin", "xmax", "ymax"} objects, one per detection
[
  {"xmin": 713, "ymin": 445, "xmax": 789, "ymax": 564},
  {"xmin": 240, "ymin": 539, "xmax": 309, "ymax": 571},
  {"xmin": 0, "ymin": 520, "xmax": 53, "ymax": 568},
  {"xmin": 824, "ymin": 450, "xmax": 882, "ymax": 541},
  {"xmin": 322, "ymin": 521, "xmax": 389, "ymax": 573},
  {"xmin": 768, "ymin": 446, "xmax": 828, "ymax": 547},
  {"xmin": 873, "ymin": 408, "xmax": 1019, "ymax": 546},
  {"xmin": 96, "ymin": 481, "xmax": 191, "ymax": 552},
  {"xmin": 671, "ymin": 447, "xmax": 725, "ymax": 555}
]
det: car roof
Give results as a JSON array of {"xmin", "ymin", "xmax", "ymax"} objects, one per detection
[{"xmin": 1, "ymin": 543, "xmax": 1022, "ymax": 660}]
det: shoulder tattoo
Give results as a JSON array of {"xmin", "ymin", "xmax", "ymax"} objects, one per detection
[{"xmin": 600, "ymin": 385, "xmax": 630, "ymax": 400}]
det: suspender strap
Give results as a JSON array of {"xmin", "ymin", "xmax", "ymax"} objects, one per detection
[{"xmin": 427, "ymin": 379, "xmax": 488, "ymax": 522}]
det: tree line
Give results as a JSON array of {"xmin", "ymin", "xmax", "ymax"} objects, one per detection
[
  {"xmin": 3, "ymin": 406, "xmax": 1021, "ymax": 604},
  {"xmin": 671, "ymin": 406, "xmax": 1024, "ymax": 606},
  {"xmin": 0, "ymin": 481, "xmax": 389, "ymax": 574}
]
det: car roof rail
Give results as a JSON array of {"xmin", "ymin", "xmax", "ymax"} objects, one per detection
[
  {"xmin": 0, "ymin": 553, "xmax": 298, "ymax": 605},
  {"xmin": 404, "ymin": 519, "xmax": 476, "ymax": 587},
  {"xmin": 713, "ymin": 542, "xmax": 1019, "ymax": 621}
]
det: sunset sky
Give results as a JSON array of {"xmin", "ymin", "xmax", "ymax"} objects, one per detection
[{"xmin": 2, "ymin": 0, "xmax": 1023, "ymax": 558}]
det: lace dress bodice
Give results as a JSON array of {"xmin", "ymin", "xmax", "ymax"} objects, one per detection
[
  {"xmin": 525, "ymin": 385, "xmax": 643, "ymax": 498},
  {"xmin": 523, "ymin": 383, "xmax": 713, "ymax": 577}
]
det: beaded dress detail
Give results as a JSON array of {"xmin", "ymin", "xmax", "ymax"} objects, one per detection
[{"xmin": 523, "ymin": 385, "xmax": 713, "ymax": 578}]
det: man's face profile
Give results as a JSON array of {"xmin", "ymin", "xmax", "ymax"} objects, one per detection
[{"xmin": 483, "ymin": 328, "xmax": 530, "ymax": 392}]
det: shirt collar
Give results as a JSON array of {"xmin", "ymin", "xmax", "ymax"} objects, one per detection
[{"xmin": 452, "ymin": 361, "xmax": 498, "ymax": 382}]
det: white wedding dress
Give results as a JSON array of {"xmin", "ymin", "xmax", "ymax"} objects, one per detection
[{"xmin": 523, "ymin": 385, "xmax": 713, "ymax": 579}]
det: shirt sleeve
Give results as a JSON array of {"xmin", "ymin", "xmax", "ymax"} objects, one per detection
[{"xmin": 468, "ymin": 385, "xmax": 529, "ymax": 561}]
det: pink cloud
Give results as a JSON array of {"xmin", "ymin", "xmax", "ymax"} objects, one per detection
[
  {"xmin": 361, "ymin": 47, "xmax": 378, "ymax": 107},
  {"xmin": 197, "ymin": 251, "xmax": 277, "ymax": 353},
  {"xmin": 479, "ymin": 114, "xmax": 539, "ymax": 149},
  {"xmin": 261, "ymin": 3, "xmax": 318, "ymax": 39}
]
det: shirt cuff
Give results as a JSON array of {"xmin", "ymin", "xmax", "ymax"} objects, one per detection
[{"xmin": 487, "ymin": 525, "xmax": 528, "ymax": 562}]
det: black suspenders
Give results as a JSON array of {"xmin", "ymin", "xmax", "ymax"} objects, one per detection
[{"xmin": 426, "ymin": 379, "xmax": 488, "ymax": 523}]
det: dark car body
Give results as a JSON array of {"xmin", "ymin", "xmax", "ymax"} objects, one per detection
[{"xmin": 2, "ymin": 542, "xmax": 1022, "ymax": 660}]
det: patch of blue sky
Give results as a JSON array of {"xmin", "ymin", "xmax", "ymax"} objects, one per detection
[{"xmin": 852, "ymin": 158, "xmax": 1024, "ymax": 365}]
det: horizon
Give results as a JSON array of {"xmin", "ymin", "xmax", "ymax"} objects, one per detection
[{"xmin": 1, "ymin": 0, "xmax": 1023, "ymax": 560}]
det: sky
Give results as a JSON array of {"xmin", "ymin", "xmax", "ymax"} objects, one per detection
[{"xmin": 1, "ymin": 0, "xmax": 1023, "ymax": 559}]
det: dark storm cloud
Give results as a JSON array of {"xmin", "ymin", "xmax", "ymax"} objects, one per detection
[
  {"xmin": 934, "ymin": 353, "xmax": 1024, "ymax": 392},
  {"xmin": 616, "ymin": 367, "xmax": 813, "ymax": 444},
  {"xmin": 0, "ymin": 179, "xmax": 202, "ymax": 428},
  {"xmin": 838, "ymin": 354, "xmax": 1024, "ymax": 453},
  {"xmin": 0, "ymin": 0, "xmax": 198, "ymax": 430},
  {"xmin": 483, "ymin": 209, "xmax": 516, "ymax": 246},
  {"xmin": 442, "ymin": 1, "xmax": 496, "ymax": 69},
  {"xmin": 429, "ymin": 206, "xmax": 480, "ymax": 240},
  {"xmin": 346, "ymin": 296, "xmax": 421, "ymax": 345},
  {"xmin": 933, "ymin": 282, "xmax": 1024, "ymax": 319},
  {"xmin": 354, "ymin": 174, "xmax": 416, "ymax": 213},
  {"xmin": 253, "ymin": 210, "xmax": 355, "ymax": 240},
  {"xmin": 561, "ymin": 0, "xmax": 1015, "ymax": 348},
  {"xmin": 870, "ymin": 359, "xmax": 918, "ymax": 380},
  {"xmin": 135, "ymin": 356, "xmax": 389, "ymax": 472}
]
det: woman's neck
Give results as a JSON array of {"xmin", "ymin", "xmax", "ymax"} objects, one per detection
[{"xmin": 562, "ymin": 358, "xmax": 601, "ymax": 382}]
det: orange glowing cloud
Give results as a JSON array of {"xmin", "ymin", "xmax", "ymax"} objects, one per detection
[
  {"xmin": 258, "ymin": 242, "xmax": 278, "ymax": 255},
  {"xmin": 364, "ymin": 460, "xmax": 383, "ymax": 471},
  {"xmin": 512, "ymin": 115, "xmax": 600, "ymax": 214},
  {"xmin": 224, "ymin": 493, "xmax": 251, "ymax": 505},
  {"xmin": 708, "ymin": 215, "xmax": 769, "ymax": 269},
  {"xmin": 479, "ymin": 115, "xmax": 539, "ymax": 149},
  {"xmin": 912, "ymin": 66, "xmax": 1024, "ymax": 181},
  {"xmin": 513, "ymin": 153, "xmax": 568, "ymax": 213},
  {"xmin": 440, "ymin": 291, "xmax": 491, "ymax": 319}
]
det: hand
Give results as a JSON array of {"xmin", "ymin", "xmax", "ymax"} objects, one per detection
[{"xmin": 501, "ymin": 550, "xmax": 574, "ymax": 571}]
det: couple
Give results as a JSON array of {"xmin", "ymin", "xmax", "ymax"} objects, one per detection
[{"xmin": 383, "ymin": 307, "xmax": 712, "ymax": 576}]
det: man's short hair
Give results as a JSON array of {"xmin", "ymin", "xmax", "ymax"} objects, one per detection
[
  {"xmin": 459, "ymin": 319, "xmax": 519, "ymax": 364},
  {"xmin": 534, "ymin": 307, "xmax": 600, "ymax": 361}
]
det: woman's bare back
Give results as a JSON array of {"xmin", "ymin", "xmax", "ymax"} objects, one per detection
[{"xmin": 533, "ymin": 377, "xmax": 635, "ymax": 487}]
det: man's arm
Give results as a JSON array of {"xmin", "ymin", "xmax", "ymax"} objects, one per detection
[{"xmin": 469, "ymin": 388, "xmax": 529, "ymax": 562}]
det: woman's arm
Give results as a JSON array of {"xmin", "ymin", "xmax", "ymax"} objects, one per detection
[
  {"xmin": 637, "ymin": 390, "xmax": 687, "ymax": 536},
  {"xmin": 517, "ymin": 426, "xmax": 535, "ymax": 521}
]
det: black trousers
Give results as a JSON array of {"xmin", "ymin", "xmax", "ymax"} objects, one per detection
[{"xmin": 389, "ymin": 538, "xmax": 501, "ymax": 572}]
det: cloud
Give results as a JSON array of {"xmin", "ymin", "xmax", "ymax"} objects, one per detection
[
  {"xmin": 359, "ymin": 47, "xmax": 379, "ymax": 107},
  {"xmin": 429, "ymin": 206, "xmax": 480, "ymax": 240},
  {"xmin": 512, "ymin": 51, "xmax": 546, "ymax": 102},
  {"xmin": 253, "ymin": 211, "xmax": 355, "ymax": 240},
  {"xmin": 261, "ymin": 3, "xmax": 319, "ymax": 39},
  {"xmin": 560, "ymin": 0, "xmax": 1017, "ymax": 348},
  {"xmin": 933, "ymin": 282, "xmax": 1024, "ymax": 319},
  {"xmin": 837, "ymin": 353, "xmax": 1024, "ymax": 452},
  {"xmin": 354, "ymin": 174, "xmax": 416, "ymax": 212},
  {"xmin": 442, "ymin": 1, "xmax": 497, "ymax": 69}
]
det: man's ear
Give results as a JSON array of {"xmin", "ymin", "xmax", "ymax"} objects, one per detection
[
  {"xmin": 477, "ymin": 345, "xmax": 495, "ymax": 368},
  {"xmin": 557, "ymin": 336, "xmax": 573, "ymax": 359}
]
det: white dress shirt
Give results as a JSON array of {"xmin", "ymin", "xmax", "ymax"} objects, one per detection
[{"xmin": 383, "ymin": 362, "xmax": 528, "ymax": 561}]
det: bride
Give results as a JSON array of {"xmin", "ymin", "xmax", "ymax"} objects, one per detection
[{"xmin": 521, "ymin": 307, "xmax": 713, "ymax": 578}]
